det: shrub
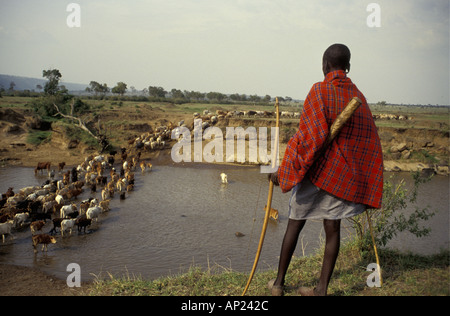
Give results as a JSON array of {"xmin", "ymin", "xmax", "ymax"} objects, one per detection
[{"xmin": 348, "ymin": 171, "xmax": 435, "ymax": 251}]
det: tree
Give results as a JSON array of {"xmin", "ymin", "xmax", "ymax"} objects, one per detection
[
  {"xmin": 148, "ymin": 86, "xmax": 166, "ymax": 98},
  {"xmin": 89, "ymin": 81, "xmax": 109, "ymax": 97},
  {"xmin": 206, "ymin": 92, "xmax": 227, "ymax": 102},
  {"xmin": 230, "ymin": 93, "xmax": 247, "ymax": 102},
  {"xmin": 248, "ymin": 94, "xmax": 261, "ymax": 103},
  {"xmin": 43, "ymin": 69, "xmax": 62, "ymax": 95},
  {"xmin": 111, "ymin": 82, "xmax": 127, "ymax": 96},
  {"xmin": 33, "ymin": 69, "xmax": 71, "ymax": 117},
  {"xmin": 52, "ymin": 100, "xmax": 107, "ymax": 150},
  {"xmin": 171, "ymin": 88, "xmax": 185, "ymax": 99},
  {"xmin": 8, "ymin": 81, "xmax": 16, "ymax": 92},
  {"xmin": 184, "ymin": 90, "xmax": 205, "ymax": 101}
]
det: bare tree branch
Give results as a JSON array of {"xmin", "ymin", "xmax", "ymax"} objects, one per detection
[{"xmin": 53, "ymin": 101, "xmax": 100, "ymax": 141}]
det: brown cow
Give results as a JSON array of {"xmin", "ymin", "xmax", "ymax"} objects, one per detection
[
  {"xmin": 34, "ymin": 162, "xmax": 51, "ymax": 175},
  {"xmin": 3, "ymin": 187, "xmax": 14, "ymax": 199},
  {"xmin": 30, "ymin": 220, "xmax": 46, "ymax": 235},
  {"xmin": 32, "ymin": 234, "xmax": 56, "ymax": 253},
  {"xmin": 75, "ymin": 215, "xmax": 92, "ymax": 234},
  {"xmin": 58, "ymin": 162, "xmax": 66, "ymax": 172},
  {"xmin": 66, "ymin": 188, "xmax": 83, "ymax": 200}
]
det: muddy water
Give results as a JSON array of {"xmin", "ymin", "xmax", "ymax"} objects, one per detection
[{"xmin": 0, "ymin": 165, "xmax": 448, "ymax": 282}]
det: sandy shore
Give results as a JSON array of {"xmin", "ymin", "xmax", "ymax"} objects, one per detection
[{"xmin": 0, "ymin": 264, "xmax": 86, "ymax": 296}]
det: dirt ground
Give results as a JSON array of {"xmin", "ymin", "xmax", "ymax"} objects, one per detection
[{"xmin": 0, "ymin": 264, "xmax": 87, "ymax": 296}]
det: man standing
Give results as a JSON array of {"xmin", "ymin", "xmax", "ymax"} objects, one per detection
[{"xmin": 269, "ymin": 44, "xmax": 383, "ymax": 296}]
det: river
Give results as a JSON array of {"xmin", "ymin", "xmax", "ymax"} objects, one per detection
[{"xmin": 0, "ymin": 165, "xmax": 448, "ymax": 282}]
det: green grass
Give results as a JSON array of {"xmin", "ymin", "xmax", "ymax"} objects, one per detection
[
  {"xmin": 85, "ymin": 241, "xmax": 449, "ymax": 296},
  {"xmin": 54, "ymin": 121, "xmax": 100, "ymax": 149},
  {"xmin": 26, "ymin": 130, "xmax": 52, "ymax": 145}
]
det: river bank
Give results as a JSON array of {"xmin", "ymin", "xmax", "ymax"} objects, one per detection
[
  {"xmin": 1, "ymin": 102, "xmax": 449, "ymax": 174},
  {"xmin": 2, "ymin": 241, "xmax": 448, "ymax": 296}
]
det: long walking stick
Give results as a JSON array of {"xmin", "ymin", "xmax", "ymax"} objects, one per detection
[
  {"xmin": 242, "ymin": 97, "xmax": 280, "ymax": 296},
  {"xmin": 242, "ymin": 96, "xmax": 362, "ymax": 296}
]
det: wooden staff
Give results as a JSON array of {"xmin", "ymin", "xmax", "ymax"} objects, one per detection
[
  {"xmin": 242, "ymin": 96, "xmax": 363, "ymax": 296},
  {"xmin": 242, "ymin": 97, "xmax": 280, "ymax": 296}
]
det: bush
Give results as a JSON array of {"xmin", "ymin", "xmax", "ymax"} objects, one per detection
[
  {"xmin": 348, "ymin": 171, "xmax": 435, "ymax": 251},
  {"xmin": 27, "ymin": 130, "xmax": 52, "ymax": 145}
]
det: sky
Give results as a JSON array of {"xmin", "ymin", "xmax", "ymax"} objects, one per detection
[{"xmin": 0, "ymin": 0, "xmax": 448, "ymax": 105}]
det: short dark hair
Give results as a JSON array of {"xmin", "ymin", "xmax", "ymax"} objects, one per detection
[{"xmin": 323, "ymin": 44, "xmax": 351, "ymax": 70}]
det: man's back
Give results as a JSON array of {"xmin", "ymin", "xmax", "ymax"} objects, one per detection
[{"xmin": 279, "ymin": 70, "xmax": 384, "ymax": 209}]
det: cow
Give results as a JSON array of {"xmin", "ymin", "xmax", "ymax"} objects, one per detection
[
  {"xmin": 30, "ymin": 212, "xmax": 52, "ymax": 223},
  {"xmin": 13, "ymin": 212, "xmax": 29, "ymax": 228},
  {"xmin": 49, "ymin": 218, "xmax": 63, "ymax": 235},
  {"xmin": 86, "ymin": 206, "xmax": 102, "ymax": 223},
  {"xmin": 58, "ymin": 162, "xmax": 66, "ymax": 172},
  {"xmin": 99, "ymin": 200, "xmax": 110, "ymax": 212},
  {"xmin": 140, "ymin": 161, "xmax": 152, "ymax": 173},
  {"xmin": 66, "ymin": 188, "xmax": 83, "ymax": 200},
  {"xmin": 0, "ymin": 221, "xmax": 13, "ymax": 243},
  {"xmin": 32, "ymin": 234, "xmax": 56, "ymax": 253},
  {"xmin": 220, "ymin": 173, "xmax": 228, "ymax": 184},
  {"xmin": 35, "ymin": 162, "xmax": 51, "ymax": 175},
  {"xmin": 268, "ymin": 206, "xmax": 279, "ymax": 221},
  {"xmin": 75, "ymin": 215, "xmax": 92, "ymax": 234},
  {"xmin": 43, "ymin": 200, "xmax": 58, "ymax": 213},
  {"xmin": 2, "ymin": 187, "xmax": 14, "ymax": 199},
  {"xmin": 61, "ymin": 219, "xmax": 75, "ymax": 237},
  {"xmin": 60, "ymin": 204, "xmax": 77, "ymax": 218},
  {"xmin": 55, "ymin": 194, "xmax": 64, "ymax": 205},
  {"xmin": 30, "ymin": 220, "xmax": 46, "ymax": 235},
  {"xmin": 0, "ymin": 214, "xmax": 10, "ymax": 224}
]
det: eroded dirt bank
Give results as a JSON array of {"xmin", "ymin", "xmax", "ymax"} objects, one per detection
[{"xmin": 0, "ymin": 107, "xmax": 448, "ymax": 174}]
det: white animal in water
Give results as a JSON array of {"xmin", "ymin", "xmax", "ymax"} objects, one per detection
[
  {"xmin": 0, "ymin": 221, "xmax": 13, "ymax": 243},
  {"xmin": 61, "ymin": 219, "xmax": 75, "ymax": 237},
  {"xmin": 220, "ymin": 173, "xmax": 228, "ymax": 184},
  {"xmin": 86, "ymin": 206, "xmax": 102, "ymax": 223}
]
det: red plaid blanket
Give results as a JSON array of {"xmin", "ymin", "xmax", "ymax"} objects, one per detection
[{"xmin": 278, "ymin": 70, "xmax": 383, "ymax": 209}]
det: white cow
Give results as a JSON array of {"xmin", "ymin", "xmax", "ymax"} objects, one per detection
[
  {"xmin": 0, "ymin": 221, "xmax": 13, "ymax": 243},
  {"xmin": 55, "ymin": 194, "xmax": 64, "ymax": 205},
  {"xmin": 220, "ymin": 173, "xmax": 228, "ymax": 184},
  {"xmin": 14, "ymin": 212, "xmax": 29, "ymax": 228},
  {"xmin": 60, "ymin": 204, "xmax": 77, "ymax": 218},
  {"xmin": 61, "ymin": 219, "xmax": 75, "ymax": 237},
  {"xmin": 86, "ymin": 206, "xmax": 102, "ymax": 223}
]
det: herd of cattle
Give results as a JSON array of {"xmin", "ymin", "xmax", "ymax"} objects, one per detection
[
  {"xmin": 195, "ymin": 109, "xmax": 301, "ymax": 120},
  {"xmin": 193, "ymin": 109, "xmax": 412, "ymax": 122},
  {"xmin": 0, "ymin": 149, "xmax": 152, "ymax": 254}
]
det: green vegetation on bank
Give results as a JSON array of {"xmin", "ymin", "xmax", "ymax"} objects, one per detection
[{"xmin": 86, "ymin": 242, "xmax": 449, "ymax": 296}]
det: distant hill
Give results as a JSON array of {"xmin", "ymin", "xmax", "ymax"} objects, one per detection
[{"xmin": 0, "ymin": 74, "xmax": 88, "ymax": 92}]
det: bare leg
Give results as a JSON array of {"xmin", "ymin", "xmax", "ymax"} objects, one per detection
[
  {"xmin": 315, "ymin": 219, "xmax": 341, "ymax": 296},
  {"xmin": 273, "ymin": 219, "xmax": 306, "ymax": 287}
]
